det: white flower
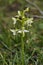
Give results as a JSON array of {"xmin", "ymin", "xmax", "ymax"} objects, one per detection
[
  {"xmin": 10, "ymin": 29, "xmax": 29, "ymax": 36},
  {"xmin": 23, "ymin": 30, "xmax": 29, "ymax": 32},
  {"xmin": 17, "ymin": 30, "xmax": 29, "ymax": 33},
  {"xmin": 25, "ymin": 18, "xmax": 33, "ymax": 26},
  {"xmin": 13, "ymin": 32, "xmax": 16, "ymax": 35},
  {"xmin": 10, "ymin": 29, "xmax": 15, "ymax": 32},
  {"xmin": 22, "ymin": 16, "xmax": 25, "ymax": 19},
  {"xmin": 17, "ymin": 30, "xmax": 22, "ymax": 33},
  {"xmin": 18, "ymin": 11, "xmax": 21, "ymax": 16},
  {"xmin": 24, "ymin": 7, "xmax": 29, "ymax": 12},
  {"xmin": 10, "ymin": 29, "xmax": 16, "ymax": 35},
  {"xmin": 27, "ymin": 18, "xmax": 33, "ymax": 23},
  {"xmin": 26, "ymin": 40, "xmax": 29, "ymax": 43},
  {"xmin": 15, "ymin": 15, "xmax": 19, "ymax": 18},
  {"xmin": 12, "ymin": 17, "xmax": 16, "ymax": 24}
]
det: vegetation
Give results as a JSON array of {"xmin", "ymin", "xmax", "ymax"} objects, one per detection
[{"xmin": 0, "ymin": 0, "xmax": 43, "ymax": 65}]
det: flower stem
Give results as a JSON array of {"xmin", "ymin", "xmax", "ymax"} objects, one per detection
[{"xmin": 21, "ymin": 27, "xmax": 25, "ymax": 65}]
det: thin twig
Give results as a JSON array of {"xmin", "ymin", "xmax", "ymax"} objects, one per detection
[
  {"xmin": 26, "ymin": 0, "xmax": 43, "ymax": 15},
  {"xmin": 29, "ymin": 15, "xmax": 43, "ymax": 19}
]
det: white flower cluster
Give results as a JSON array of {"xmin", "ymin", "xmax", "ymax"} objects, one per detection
[
  {"xmin": 12, "ymin": 17, "xmax": 33, "ymax": 26},
  {"xmin": 10, "ymin": 10, "xmax": 33, "ymax": 36}
]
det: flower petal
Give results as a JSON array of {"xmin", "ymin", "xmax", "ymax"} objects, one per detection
[
  {"xmin": 10, "ymin": 29, "xmax": 15, "ymax": 32},
  {"xmin": 12, "ymin": 17, "xmax": 16, "ymax": 24},
  {"xmin": 18, "ymin": 11, "xmax": 21, "ymax": 16},
  {"xmin": 23, "ymin": 30, "xmax": 29, "ymax": 32},
  {"xmin": 10, "ymin": 29, "xmax": 16, "ymax": 35}
]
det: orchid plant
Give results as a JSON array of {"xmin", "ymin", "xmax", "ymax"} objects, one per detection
[
  {"xmin": 10, "ymin": 8, "xmax": 33, "ymax": 65},
  {"xmin": 10, "ymin": 8, "xmax": 33, "ymax": 36}
]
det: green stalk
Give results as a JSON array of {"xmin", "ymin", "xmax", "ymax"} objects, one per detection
[{"xmin": 21, "ymin": 27, "xmax": 25, "ymax": 65}]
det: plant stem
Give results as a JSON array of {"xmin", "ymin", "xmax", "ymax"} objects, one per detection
[{"xmin": 21, "ymin": 27, "xmax": 25, "ymax": 65}]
